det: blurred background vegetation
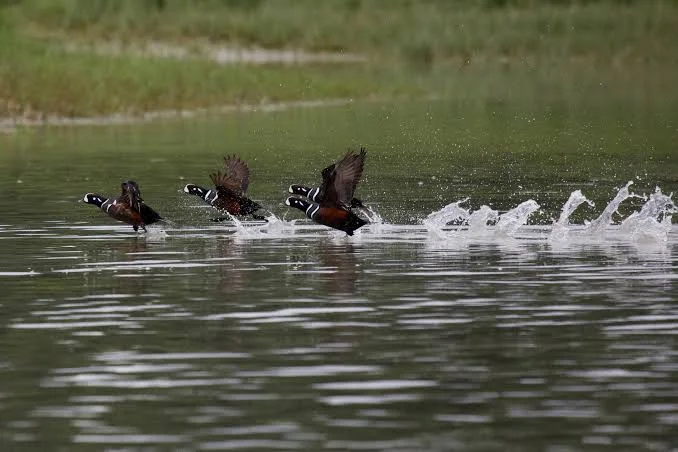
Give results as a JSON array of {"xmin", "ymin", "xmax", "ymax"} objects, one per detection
[{"xmin": 1, "ymin": 0, "xmax": 677, "ymax": 119}]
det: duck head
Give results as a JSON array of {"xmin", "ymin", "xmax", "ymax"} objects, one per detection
[
  {"xmin": 285, "ymin": 196, "xmax": 310, "ymax": 210},
  {"xmin": 83, "ymin": 193, "xmax": 106, "ymax": 208},
  {"xmin": 288, "ymin": 184, "xmax": 310, "ymax": 196},
  {"xmin": 285, "ymin": 196, "xmax": 320, "ymax": 219},
  {"xmin": 183, "ymin": 184, "xmax": 207, "ymax": 197}
]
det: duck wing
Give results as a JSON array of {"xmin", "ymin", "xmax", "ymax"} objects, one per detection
[
  {"xmin": 319, "ymin": 147, "xmax": 366, "ymax": 209},
  {"xmin": 120, "ymin": 180, "xmax": 143, "ymax": 213},
  {"xmin": 209, "ymin": 155, "xmax": 251, "ymax": 195}
]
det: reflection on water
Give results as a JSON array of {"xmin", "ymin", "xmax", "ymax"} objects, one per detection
[{"xmin": 1, "ymin": 213, "xmax": 677, "ymax": 450}]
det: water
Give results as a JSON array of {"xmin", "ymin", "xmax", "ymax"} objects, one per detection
[{"xmin": 1, "ymin": 99, "xmax": 678, "ymax": 450}]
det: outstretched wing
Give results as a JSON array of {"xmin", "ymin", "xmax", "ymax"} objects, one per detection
[
  {"xmin": 209, "ymin": 155, "xmax": 251, "ymax": 195},
  {"xmin": 319, "ymin": 147, "xmax": 366, "ymax": 209},
  {"xmin": 120, "ymin": 180, "xmax": 143, "ymax": 213}
]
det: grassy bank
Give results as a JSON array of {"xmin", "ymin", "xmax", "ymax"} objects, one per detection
[
  {"xmin": 9, "ymin": 0, "xmax": 678, "ymax": 62},
  {"xmin": 1, "ymin": 0, "xmax": 678, "ymax": 120},
  {"xmin": 0, "ymin": 37, "xmax": 419, "ymax": 119}
]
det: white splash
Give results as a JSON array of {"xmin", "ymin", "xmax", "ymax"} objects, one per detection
[
  {"xmin": 362, "ymin": 205, "xmax": 387, "ymax": 234},
  {"xmin": 496, "ymin": 200, "xmax": 540, "ymax": 237},
  {"xmin": 227, "ymin": 213, "xmax": 250, "ymax": 236},
  {"xmin": 227, "ymin": 213, "xmax": 310, "ymax": 240},
  {"xmin": 144, "ymin": 228, "xmax": 168, "ymax": 242},
  {"xmin": 466, "ymin": 205, "xmax": 499, "ymax": 237},
  {"xmin": 583, "ymin": 181, "xmax": 635, "ymax": 235},
  {"xmin": 548, "ymin": 183, "xmax": 675, "ymax": 243},
  {"xmin": 620, "ymin": 187, "xmax": 676, "ymax": 243},
  {"xmin": 421, "ymin": 180, "xmax": 678, "ymax": 246},
  {"xmin": 550, "ymin": 190, "xmax": 594, "ymax": 242},
  {"xmin": 423, "ymin": 198, "xmax": 470, "ymax": 230},
  {"xmin": 259, "ymin": 213, "xmax": 296, "ymax": 235},
  {"xmin": 423, "ymin": 198, "xmax": 538, "ymax": 238}
]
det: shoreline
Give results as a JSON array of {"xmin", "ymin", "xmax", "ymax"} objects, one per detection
[{"xmin": 0, "ymin": 98, "xmax": 358, "ymax": 132}]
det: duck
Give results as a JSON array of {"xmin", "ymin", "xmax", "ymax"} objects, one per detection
[
  {"xmin": 288, "ymin": 147, "xmax": 366, "ymax": 209},
  {"xmin": 285, "ymin": 147, "xmax": 368, "ymax": 235},
  {"xmin": 83, "ymin": 180, "xmax": 162, "ymax": 231},
  {"xmin": 183, "ymin": 155, "xmax": 265, "ymax": 221},
  {"xmin": 285, "ymin": 197, "xmax": 367, "ymax": 236}
]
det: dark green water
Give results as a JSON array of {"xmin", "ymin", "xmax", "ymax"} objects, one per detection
[{"xmin": 1, "ymin": 99, "xmax": 677, "ymax": 450}]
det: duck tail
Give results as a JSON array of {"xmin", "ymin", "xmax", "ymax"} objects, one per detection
[
  {"xmin": 140, "ymin": 204, "xmax": 163, "ymax": 225},
  {"xmin": 345, "ymin": 214, "xmax": 368, "ymax": 235}
]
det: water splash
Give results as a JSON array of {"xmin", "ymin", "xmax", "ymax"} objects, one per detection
[
  {"xmin": 226, "ymin": 213, "xmax": 251, "ymax": 236},
  {"xmin": 557, "ymin": 190, "xmax": 595, "ymax": 225},
  {"xmin": 231, "ymin": 213, "xmax": 298, "ymax": 238},
  {"xmin": 496, "ymin": 200, "xmax": 540, "ymax": 237},
  {"xmin": 145, "ymin": 227, "xmax": 168, "ymax": 242},
  {"xmin": 584, "ymin": 181, "xmax": 635, "ymax": 235},
  {"xmin": 422, "ymin": 198, "xmax": 470, "ymax": 230},
  {"xmin": 423, "ymin": 198, "xmax": 538, "ymax": 238},
  {"xmin": 467, "ymin": 205, "xmax": 499, "ymax": 236},
  {"xmin": 421, "ymin": 181, "xmax": 677, "ymax": 245},
  {"xmin": 620, "ymin": 187, "xmax": 676, "ymax": 243},
  {"xmin": 260, "ymin": 213, "xmax": 296, "ymax": 235},
  {"xmin": 362, "ymin": 206, "xmax": 383, "ymax": 224},
  {"xmin": 548, "ymin": 183, "xmax": 673, "ymax": 243},
  {"xmin": 362, "ymin": 205, "xmax": 386, "ymax": 234},
  {"xmin": 550, "ymin": 190, "xmax": 594, "ymax": 242}
]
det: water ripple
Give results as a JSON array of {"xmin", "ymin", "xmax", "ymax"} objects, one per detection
[
  {"xmin": 237, "ymin": 365, "xmax": 381, "ymax": 378},
  {"xmin": 319, "ymin": 393, "xmax": 423, "ymax": 406},
  {"xmin": 74, "ymin": 434, "xmax": 187, "ymax": 444},
  {"xmin": 314, "ymin": 380, "xmax": 438, "ymax": 390},
  {"xmin": 1, "ymin": 205, "xmax": 677, "ymax": 451}
]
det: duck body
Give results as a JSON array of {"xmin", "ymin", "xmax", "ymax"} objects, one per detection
[
  {"xmin": 288, "ymin": 184, "xmax": 364, "ymax": 209},
  {"xmin": 184, "ymin": 184, "xmax": 261, "ymax": 216},
  {"xmin": 285, "ymin": 147, "xmax": 368, "ymax": 235},
  {"xmin": 285, "ymin": 197, "xmax": 367, "ymax": 236},
  {"xmin": 183, "ymin": 155, "xmax": 263, "ymax": 220},
  {"xmin": 84, "ymin": 181, "xmax": 162, "ymax": 231}
]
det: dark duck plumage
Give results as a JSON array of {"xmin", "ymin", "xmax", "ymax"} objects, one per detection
[
  {"xmin": 183, "ymin": 155, "xmax": 264, "ymax": 221},
  {"xmin": 83, "ymin": 180, "xmax": 162, "ymax": 232},
  {"xmin": 288, "ymin": 147, "xmax": 366, "ymax": 209},
  {"xmin": 285, "ymin": 148, "xmax": 368, "ymax": 236}
]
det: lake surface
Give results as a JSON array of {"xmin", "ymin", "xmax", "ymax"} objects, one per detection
[{"xmin": 1, "ymin": 99, "xmax": 678, "ymax": 451}]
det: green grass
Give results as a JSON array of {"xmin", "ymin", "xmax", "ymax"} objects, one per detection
[
  {"xmin": 10, "ymin": 0, "xmax": 678, "ymax": 62},
  {"xmin": 1, "ymin": 0, "xmax": 678, "ymax": 119},
  {"xmin": 0, "ymin": 39, "xmax": 423, "ymax": 118}
]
